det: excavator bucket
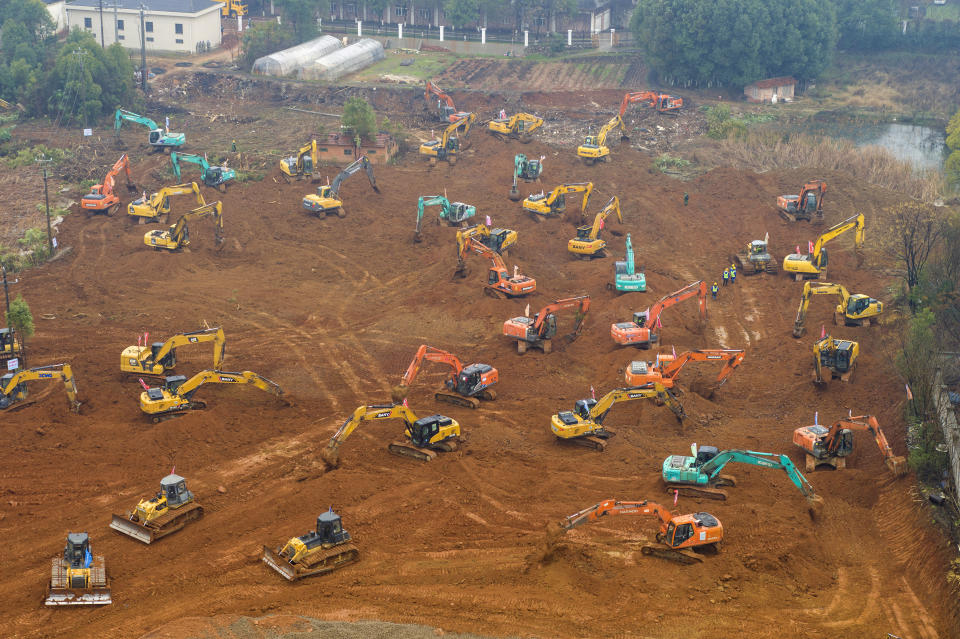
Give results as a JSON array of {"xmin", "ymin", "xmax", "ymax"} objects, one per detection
[
  {"xmin": 807, "ymin": 495, "xmax": 825, "ymax": 520},
  {"xmin": 320, "ymin": 445, "xmax": 340, "ymax": 469},
  {"xmin": 886, "ymin": 456, "xmax": 908, "ymax": 477}
]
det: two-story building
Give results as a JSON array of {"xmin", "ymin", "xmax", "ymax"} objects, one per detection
[{"xmin": 65, "ymin": 0, "xmax": 223, "ymax": 53}]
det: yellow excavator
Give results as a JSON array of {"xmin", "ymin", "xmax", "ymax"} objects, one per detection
[
  {"xmin": 139, "ymin": 369, "xmax": 283, "ymax": 422},
  {"xmin": 488, "ymin": 112, "xmax": 544, "ymax": 143},
  {"xmin": 263, "ymin": 508, "xmax": 359, "ymax": 581},
  {"xmin": 280, "ymin": 140, "xmax": 317, "ymax": 180},
  {"xmin": 783, "ymin": 213, "xmax": 865, "ymax": 280},
  {"xmin": 550, "ymin": 382, "xmax": 685, "ymax": 450},
  {"xmin": 576, "ymin": 115, "xmax": 627, "ymax": 165},
  {"xmin": 523, "ymin": 182, "xmax": 593, "ymax": 219},
  {"xmin": 320, "ymin": 403, "xmax": 461, "ymax": 467},
  {"xmin": 302, "ymin": 155, "xmax": 379, "ymax": 218},
  {"xmin": 792, "ymin": 281, "xmax": 883, "ymax": 337},
  {"xmin": 1, "ymin": 363, "xmax": 81, "ymax": 413},
  {"xmin": 813, "ymin": 335, "xmax": 859, "ymax": 384},
  {"xmin": 456, "ymin": 223, "xmax": 518, "ymax": 256},
  {"xmin": 419, "ymin": 112, "xmax": 477, "ymax": 166},
  {"xmin": 143, "ymin": 201, "xmax": 223, "ymax": 251},
  {"xmin": 128, "ymin": 182, "xmax": 204, "ymax": 224},
  {"xmin": 120, "ymin": 326, "xmax": 225, "ymax": 378},
  {"xmin": 567, "ymin": 195, "xmax": 622, "ymax": 259},
  {"xmin": 110, "ymin": 473, "xmax": 204, "ymax": 544}
]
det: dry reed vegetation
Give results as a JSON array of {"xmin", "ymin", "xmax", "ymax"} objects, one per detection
[{"xmin": 694, "ymin": 132, "xmax": 944, "ymax": 201}]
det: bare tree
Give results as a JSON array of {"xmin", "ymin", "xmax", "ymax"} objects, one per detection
[{"xmin": 885, "ymin": 201, "xmax": 945, "ymax": 307}]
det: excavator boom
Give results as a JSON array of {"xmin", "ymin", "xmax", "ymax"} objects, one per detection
[
  {"xmin": 144, "ymin": 201, "xmax": 223, "ymax": 251},
  {"xmin": 121, "ymin": 326, "xmax": 226, "ymax": 377},
  {"xmin": 793, "ymin": 414, "xmax": 907, "ymax": 475},
  {"xmin": 115, "ymin": 108, "xmax": 185, "ymax": 149},
  {"xmin": 783, "ymin": 213, "xmax": 865, "ymax": 279},
  {"xmin": 138, "ymin": 369, "xmax": 282, "ymax": 421},
  {"xmin": 523, "ymin": 182, "xmax": 593, "ymax": 218},
  {"xmin": 81, "ymin": 154, "xmax": 135, "ymax": 214},
  {"xmin": 0, "ymin": 363, "xmax": 81, "ymax": 413},
  {"xmin": 611, "ymin": 280, "xmax": 706, "ymax": 348}
]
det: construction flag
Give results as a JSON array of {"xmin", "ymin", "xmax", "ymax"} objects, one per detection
[
  {"xmin": 171, "ymin": 465, "xmax": 176, "ymax": 475},
  {"xmin": 144, "ymin": 332, "xmax": 149, "ymax": 346},
  {"xmin": 137, "ymin": 333, "xmax": 142, "ymax": 347},
  {"xmin": 590, "ymin": 386, "xmax": 596, "ymax": 400},
  {"xmin": 808, "ymin": 240, "xmax": 815, "ymax": 254},
  {"xmin": 672, "ymin": 345, "xmax": 677, "ymax": 359},
  {"xmin": 599, "ymin": 218, "xmax": 604, "ymax": 230},
  {"xmin": 814, "ymin": 411, "xmax": 818, "ymax": 426},
  {"xmin": 655, "ymin": 315, "xmax": 662, "ymax": 329},
  {"xmin": 525, "ymin": 303, "xmax": 530, "ymax": 317},
  {"xmin": 138, "ymin": 378, "xmax": 149, "ymax": 391},
  {"xmin": 165, "ymin": 116, "xmax": 170, "ymax": 132},
  {"xmin": 83, "ymin": 546, "xmax": 92, "ymax": 569},
  {"xmin": 402, "ymin": 397, "xmax": 409, "ymax": 408},
  {"xmin": 673, "ymin": 489, "xmax": 679, "ymax": 506},
  {"xmin": 796, "ymin": 245, "xmax": 801, "ymax": 255},
  {"xmin": 485, "ymin": 215, "xmax": 491, "ymax": 226},
  {"xmin": 905, "ymin": 384, "xmax": 913, "ymax": 400},
  {"xmin": 820, "ymin": 325, "xmax": 826, "ymax": 339}
]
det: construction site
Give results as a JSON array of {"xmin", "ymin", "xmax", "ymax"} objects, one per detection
[{"xmin": 0, "ymin": 63, "xmax": 957, "ymax": 639}]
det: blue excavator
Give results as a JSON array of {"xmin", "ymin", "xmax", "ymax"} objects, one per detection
[
  {"xmin": 662, "ymin": 444, "xmax": 822, "ymax": 513},
  {"xmin": 413, "ymin": 194, "xmax": 476, "ymax": 243},
  {"xmin": 170, "ymin": 152, "xmax": 235, "ymax": 191},
  {"xmin": 608, "ymin": 233, "xmax": 646, "ymax": 293},
  {"xmin": 115, "ymin": 109, "xmax": 185, "ymax": 152}
]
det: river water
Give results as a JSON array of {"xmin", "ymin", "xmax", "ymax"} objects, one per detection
[{"xmin": 795, "ymin": 119, "xmax": 947, "ymax": 172}]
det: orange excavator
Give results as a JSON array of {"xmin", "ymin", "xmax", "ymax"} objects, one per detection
[
  {"xmin": 81, "ymin": 154, "xmax": 136, "ymax": 216},
  {"xmin": 625, "ymin": 349, "xmax": 744, "ymax": 389},
  {"xmin": 425, "ymin": 80, "xmax": 470, "ymax": 123},
  {"xmin": 611, "ymin": 280, "xmax": 707, "ymax": 349},
  {"xmin": 777, "ymin": 179, "xmax": 826, "ymax": 223},
  {"xmin": 552, "ymin": 498, "xmax": 722, "ymax": 564},
  {"xmin": 793, "ymin": 414, "xmax": 907, "ymax": 475},
  {"xmin": 455, "ymin": 236, "xmax": 536, "ymax": 298},
  {"xmin": 394, "ymin": 344, "xmax": 498, "ymax": 409},
  {"xmin": 503, "ymin": 295, "xmax": 590, "ymax": 354},
  {"xmin": 619, "ymin": 91, "xmax": 683, "ymax": 117}
]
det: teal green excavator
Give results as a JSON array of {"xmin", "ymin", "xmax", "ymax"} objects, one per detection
[
  {"xmin": 508, "ymin": 153, "xmax": 544, "ymax": 201},
  {"xmin": 609, "ymin": 233, "xmax": 645, "ymax": 293},
  {"xmin": 661, "ymin": 444, "xmax": 822, "ymax": 513},
  {"xmin": 414, "ymin": 195, "xmax": 476, "ymax": 242},
  {"xmin": 115, "ymin": 109, "xmax": 185, "ymax": 152},
  {"xmin": 171, "ymin": 152, "xmax": 235, "ymax": 191}
]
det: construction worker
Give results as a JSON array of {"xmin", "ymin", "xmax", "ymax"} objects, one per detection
[
  {"xmin": 683, "ymin": 192, "xmax": 689, "ymax": 206},
  {"xmin": 711, "ymin": 281, "xmax": 719, "ymax": 299},
  {"xmin": 730, "ymin": 263, "xmax": 737, "ymax": 284},
  {"xmin": 722, "ymin": 268, "xmax": 730, "ymax": 286}
]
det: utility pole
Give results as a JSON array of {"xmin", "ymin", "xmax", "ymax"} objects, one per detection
[
  {"xmin": 139, "ymin": 4, "xmax": 148, "ymax": 92},
  {"xmin": 35, "ymin": 155, "xmax": 54, "ymax": 257},
  {"xmin": 1, "ymin": 264, "xmax": 15, "ymax": 317},
  {"xmin": 98, "ymin": 0, "xmax": 105, "ymax": 47},
  {"xmin": 113, "ymin": 1, "xmax": 119, "ymax": 44}
]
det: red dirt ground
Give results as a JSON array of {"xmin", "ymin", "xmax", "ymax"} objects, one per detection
[{"xmin": 1, "ymin": 126, "xmax": 956, "ymax": 639}]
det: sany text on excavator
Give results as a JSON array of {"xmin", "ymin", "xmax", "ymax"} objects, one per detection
[
  {"xmin": 170, "ymin": 152, "xmax": 235, "ymax": 191},
  {"xmin": 792, "ymin": 281, "xmax": 883, "ymax": 337},
  {"xmin": 503, "ymin": 295, "xmax": 590, "ymax": 354},
  {"xmin": 611, "ymin": 280, "xmax": 707, "ymax": 348},
  {"xmin": 552, "ymin": 499, "xmax": 721, "ymax": 564},
  {"xmin": 813, "ymin": 334, "xmax": 859, "ymax": 384},
  {"xmin": 568, "ymin": 195, "xmax": 622, "ymax": 258},
  {"xmin": 139, "ymin": 369, "xmax": 283, "ymax": 422},
  {"xmin": 550, "ymin": 382, "xmax": 685, "ymax": 450},
  {"xmin": 576, "ymin": 115, "xmax": 627, "ymax": 165},
  {"xmin": 424, "ymin": 80, "xmax": 471, "ymax": 123},
  {"xmin": 280, "ymin": 140, "xmax": 317, "ymax": 180},
  {"xmin": 128, "ymin": 182, "xmax": 204, "ymax": 224},
  {"xmin": 303, "ymin": 155, "xmax": 379, "ymax": 218},
  {"xmin": 456, "ymin": 223, "xmax": 517, "ymax": 256},
  {"xmin": 110, "ymin": 473, "xmax": 204, "ymax": 543},
  {"xmin": 625, "ymin": 349, "xmax": 744, "ymax": 391},
  {"xmin": 522, "ymin": 182, "xmax": 593, "ymax": 219},
  {"xmin": 509, "ymin": 153, "xmax": 544, "ymax": 201},
  {"xmin": 609, "ymin": 233, "xmax": 646, "ymax": 292},
  {"xmin": 732, "ymin": 233, "xmax": 777, "ymax": 276},
  {"xmin": 81, "ymin": 154, "xmax": 136, "ymax": 216},
  {"xmin": 778, "ymin": 179, "xmax": 826, "ymax": 223},
  {"xmin": 1, "ymin": 363, "xmax": 81, "ymax": 413},
  {"xmin": 120, "ymin": 326, "xmax": 226, "ymax": 378},
  {"xmin": 619, "ymin": 91, "xmax": 683, "ymax": 116},
  {"xmin": 414, "ymin": 193, "xmax": 476, "ymax": 242},
  {"xmin": 45, "ymin": 533, "xmax": 111, "ymax": 606},
  {"xmin": 394, "ymin": 344, "xmax": 498, "ymax": 409},
  {"xmin": 419, "ymin": 112, "xmax": 477, "ymax": 166},
  {"xmin": 488, "ymin": 112, "xmax": 543, "ymax": 142},
  {"xmin": 263, "ymin": 508, "xmax": 359, "ymax": 581},
  {"xmin": 456, "ymin": 236, "xmax": 536, "ymax": 298},
  {"xmin": 143, "ymin": 201, "xmax": 223, "ymax": 251},
  {"xmin": 662, "ymin": 443, "xmax": 823, "ymax": 514},
  {"xmin": 793, "ymin": 413, "xmax": 907, "ymax": 475},
  {"xmin": 114, "ymin": 108, "xmax": 185, "ymax": 152},
  {"xmin": 783, "ymin": 213, "xmax": 865, "ymax": 280},
  {"xmin": 320, "ymin": 403, "xmax": 462, "ymax": 466}
]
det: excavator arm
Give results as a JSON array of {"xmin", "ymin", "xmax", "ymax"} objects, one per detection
[
  {"xmin": 443, "ymin": 112, "xmax": 477, "ymax": 144},
  {"xmin": 793, "ymin": 282, "xmax": 846, "ymax": 337},
  {"xmin": 824, "ymin": 415, "xmax": 907, "ymax": 475},
  {"xmin": 146, "ymin": 327, "xmax": 226, "ymax": 370},
  {"xmin": 534, "ymin": 295, "xmax": 591, "ymax": 339},
  {"xmin": 329, "ymin": 156, "xmax": 380, "ymax": 199},
  {"xmin": 556, "ymin": 183, "xmax": 594, "ymax": 215},
  {"xmin": 659, "ymin": 349, "xmax": 745, "ymax": 386},
  {"xmin": 321, "ymin": 403, "xmax": 422, "ymax": 465},
  {"xmin": 642, "ymin": 280, "xmax": 707, "ymax": 329},
  {"xmin": 172, "ymin": 369, "xmax": 282, "ymax": 401},
  {"xmin": 401, "ymin": 345, "xmax": 464, "ymax": 388},
  {"xmin": 589, "ymin": 382, "xmax": 682, "ymax": 424},
  {"xmin": 701, "ymin": 449, "xmax": 818, "ymax": 500},
  {"xmin": 559, "ymin": 498, "xmax": 672, "ymax": 530},
  {"xmin": 585, "ymin": 196, "xmax": 621, "ymax": 238},
  {"xmin": 595, "ymin": 116, "xmax": 626, "ymax": 147},
  {"xmin": 115, "ymin": 108, "xmax": 159, "ymax": 132},
  {"xmin": 0, "ymin": 364, "xmax": 81, "ymax": 413},
  {"xmin": 812, "ymin": 213, "xmax": 865, "ymax": 259}
]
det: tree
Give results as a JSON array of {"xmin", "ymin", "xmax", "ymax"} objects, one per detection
[
  {"xmin": 946, "ymin": 107, "xmax": 960, "ymax": 187},
  {"xmin": 342, "ymin": 97, "xmax": 377, "ymax": 140},
  {"xmin": 6, "ymin": 294, "xmax": 34, "ymax": 344},
  {"xmin": 240, "ymin": 21, "xmax": 297, "ymax": 69},
  {"xmin": 833, "ymin": 0, "xmax": 899, "ymax": 51},
  {"xmin": 444, "ymin": 0, "xmax": 479, "ymax": 29},
  {"xmin": 884, "ymin": 201, "xmax": 945, "ymax": 308},
  {"xmin": 631, "ymin": 0, "xmax": 837, "ymax": 87},
  {"xmin": 276, "ymin": 0, "xmax": 320, "ymax": 41}
]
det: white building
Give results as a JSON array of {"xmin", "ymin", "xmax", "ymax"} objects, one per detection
[
  {"xmin": 44, "ymin": 0, "xmax": 68, "ymax": 32},
  {"xmin": 65, "ymin": 0, "xmax": 223, "ymax": 54}
]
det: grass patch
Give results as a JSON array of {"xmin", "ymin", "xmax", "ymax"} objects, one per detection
[
  {"xmin": 926, "ymin": 3, "xmax": 960, "ymax": 21},
  {"xmin": 349, "ymin": 51, "xmax": 454, "ymax": 82},
  {"xmin": 655, "ymin": 154, "xmax": 691, "ymax": 172}
]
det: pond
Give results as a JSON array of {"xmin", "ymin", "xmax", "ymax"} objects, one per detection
[{"xmin": 794, "ymin": 118, "xmax": 947, "ymax": 172}]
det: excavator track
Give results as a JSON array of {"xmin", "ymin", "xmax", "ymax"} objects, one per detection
[
  {"xmin": 478, "ymin": 389, "xmax": 496, "ymax": 401},
  {"xmin": 641, "ymin": 544, "xmax": 704, "ymax": 564},
  {"xmin": 388, "ymin": 436, "xmax": 460, "ymax": 462},
  {"xmin": 109, "ymin": 503, "xmax": 204, "ymax": 544},
  {"xmin": 666, "ymin": 483, "xmax": 729, "ymax": 501},
  {"xmin": 149, "ymin": 401, "xmax": 206, "ymax": 423},
  {"xmin": 564, "ymin": 434, "xmax": 612, "ymax": 451},
  {"xmin": 434, "ymin": 390, "xmax": 481, "ymax": 409},
  {"xmin": 262, "ymin": 543, "xmax": 359, "ymax": 581}
]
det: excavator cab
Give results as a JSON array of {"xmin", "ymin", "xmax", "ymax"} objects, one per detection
[
  {"xmin": 483, "ymin": 229, "xmax": 512, "ymax": 253},
  {"xmin": 573, "ymin": 398, "xmax": 598, "ymax": 421},
  {"xmin": 820, "ymin": 340, "xmax": 856, "ymax": 373},
  {"xmin": 409, "ymin": 415, "xmax": 456, "ymax": 447},
  {"xmin": 150, "ymin": 343, "xmax": 177, "ymax": 369},
  {"xmin": 148, "ymin": 130, "xmax": 164, "ymax": 145},
  {"xmin": 846, "ymin": 294, "xmax": 877, "ymax": 316},
  {"xmin": 661, "ymin": 512, "xmax": 720, "ymax": 548},
  {"xmin": 574, "ymin": 225, "xmax": 593, "ymax": 240},
  {"xmin": 449, "ymin": 363, "xmax": 494, "ymax": 396},
  {"xmin": 0, "ymin": 372, "xmax": 26, "ymax": 407},
  {"xmin": 694, "ymin": 445, "xmax": 719, "ymax": 467}
]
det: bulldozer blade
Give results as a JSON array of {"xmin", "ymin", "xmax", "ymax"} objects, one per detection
[
  {"xmin": 110, "ymin": 514, "xmax": 155, "ymax": 544},
  {"xmin": 45, "ymin": 588, "xmax": 112, "ymax": 606},
  {"xmin": 262, "ymin": 546, "xmax": 298, "ymax": 581}
]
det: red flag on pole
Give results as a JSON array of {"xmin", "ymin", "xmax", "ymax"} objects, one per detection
[
  {"xmin": 673, "ymin": 489, "xmax": 678, "ymax": 506},
  {"xmin": 137, "ymin": 378, "xmax": 150, "ymax": 391},
  {"xmin": 672, "ymin": 345, "xmax": 677, "ymax": 359},
  {"xmin": 590, "ymin": 386, "xmax": 596, "ymax": 400},
  {"xmin": 402, "ymin": 397, "xmax": 409, "ymax": 408},
  {"xmin": 820, "ymin": 324, "xmax": 826, "ymax": 339},
  {"xmin": 808, "ymin": 240, "xmax": 815, "ymax": 254},
  {"xmin": 905, "ymin": 384, "xmax": 913, "ymax": 400},
  {"xmin": 796, "ymin": 245, "xmax": 800, "ymax": 255},
  {"xmin": 655, "ymin": 315, "xmax": 662, "ymax": 329}
]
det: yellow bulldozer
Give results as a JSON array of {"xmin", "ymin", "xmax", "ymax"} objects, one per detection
[
  {"xmin": 110, "ymin": 473, "xmax": 204, "ymax": 543},
  {"xmin": 262, "ymin": 508, "xmax": 359, "ymax": 581}
]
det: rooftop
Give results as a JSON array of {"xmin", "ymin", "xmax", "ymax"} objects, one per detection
[
  {"xmin": 747, "ymin": 76, "xmax": 797, "ymax": 89},
  {"xmin": 66, "ymin": 0, "xmax": 222, "ymax": 13}
]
